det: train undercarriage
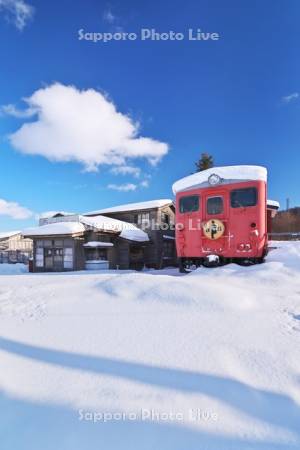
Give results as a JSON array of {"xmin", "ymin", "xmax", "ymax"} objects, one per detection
[{"xmin": 178, "ymin": 254, "xmax": 266, "ymax": 272}]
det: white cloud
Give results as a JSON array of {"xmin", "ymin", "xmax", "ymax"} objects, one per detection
[
  {"xmin": 140, "ymin": 180, "xmax": 149, "ymax": 188},
  {"xmin": 107, "ymin": 183, "xmax": 137, "ymax": 192},
  {"xmin": 0, "ymin": 198, "xmax": 33, "ymax": 219},
  {"xmin": 107, "ymin": 179, "xmax": 150, "ymax": 191},
  {"xmin": 282, "ymin": 92, "xmax": 299, "ymax": 103},
  {"xmin": 1, "ymin": 103, "xmax": 37, "ymax": 118},
  {"xmin": 110, "ymin": 165, "xmax": 141, "ymax": 178},
  {"xmin": 103, "ymin": 9, "xmax": 116, "ymax": 24},
  {"xmin": 6, "ymin": 83, "xmax": 169, "ymax": 172},
  {"xmin": 0, "ymin": 0, "xmax": 34, "ymax": 30}
]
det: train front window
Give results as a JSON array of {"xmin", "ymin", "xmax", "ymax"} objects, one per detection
[
  {"xmin": 230, "ymin": 188, "xmax": 257, "ymax": 208},
  {"xmin": 207, "ymin": 196, "xmax": 223, "ymax": 215},
  {"xmin": 179, "ymin": 195, "xmax": 199, "ymax": 213}
]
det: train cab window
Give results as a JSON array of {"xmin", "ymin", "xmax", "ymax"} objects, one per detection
[
  {"xmin": 230, "ymin": 188, "xmax": 257, "ymax": 208},
  {"xmin": 207, "ymin": 196, "xmax": 223, "ymax": 215},
  {"xmin": 179, "ymin": 195, "xmax": 199, "ymax": 213}
]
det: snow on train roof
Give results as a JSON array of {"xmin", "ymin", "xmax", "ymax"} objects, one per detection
[{"xmin": 172, "ymin": 166, "xmax": 267, "ymax": 194}]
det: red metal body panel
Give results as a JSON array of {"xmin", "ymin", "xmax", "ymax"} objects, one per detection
[{"xmin": 175, "ymin": 180, "xmax": 267, "ymax": 260}]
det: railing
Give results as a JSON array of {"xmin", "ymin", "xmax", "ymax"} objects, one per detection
[{"xmin": 268, "ymin": 232, "xmax": 300, "ymax": 241}]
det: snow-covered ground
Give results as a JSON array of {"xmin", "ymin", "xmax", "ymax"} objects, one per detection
[{"xmin": 0, "ymin": 242, "xmax": 300, "ymax": 450}]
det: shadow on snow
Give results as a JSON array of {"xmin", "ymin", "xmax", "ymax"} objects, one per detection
[{"xmin": 0, "ymin": 336, "xmax": 299, "ymax": 450}]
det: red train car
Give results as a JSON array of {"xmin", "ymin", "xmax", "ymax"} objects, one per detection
[{"xmin": 173, "ymin": 166, "xmax": 278, "ymax": 271}]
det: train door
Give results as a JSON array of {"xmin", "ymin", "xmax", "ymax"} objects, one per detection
[
  {"xmin": 177, "ymin": 194, "xmax": 201, "ymax": 257},
  {"xmin": 201, "ymin": 192, "xmax": 229, "ymax": 254}
]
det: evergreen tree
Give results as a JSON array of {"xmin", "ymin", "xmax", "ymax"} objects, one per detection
[{"xmin": 195, "ymin": 153, "xmax": 214, "ymax": 172}]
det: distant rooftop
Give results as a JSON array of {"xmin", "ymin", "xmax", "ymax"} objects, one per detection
[
  {"xmin": 267, "ymin": 200, "xmax": 280, "ymax": 209},
  {"xmin": 0, "ymin": 231, "xmax": 21, "ymax": 240},
  {"xmin": 84, "ymin": 199, "xmax": 173, "ymax": 216},
  {"xmin": 39, "ymin": 211, "xmax": 75, "ymax": 220}
]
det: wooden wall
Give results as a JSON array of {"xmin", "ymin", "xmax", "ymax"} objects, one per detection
[{"xmin": 30, "ymin": 205, "xmax": 177, "ymax": 272}]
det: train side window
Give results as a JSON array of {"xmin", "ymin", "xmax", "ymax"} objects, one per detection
[
  {"xmin": 230, "ymin": 188, "xmax": 257, "ymax": 208},
  {"xmin": 179, "ymin": 195, "xmax": 199, "ymax": 213},
  {"xmin": 207, "ymin": 196, "xmax": 223, "ymax": 215}
]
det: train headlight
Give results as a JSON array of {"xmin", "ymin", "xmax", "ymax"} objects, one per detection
[
  {"xmin": 245, "ymin": 244, "xmax": 251, "ymax": 250},
  {"xmin": 238, "ymin": 243, "xmax": 245, "ymax": 250},
  {"xmin": 208, "ymin": 173, "xmax": 221, "ymax": 186}
]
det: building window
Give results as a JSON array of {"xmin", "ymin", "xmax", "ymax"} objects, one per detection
[
  {"xmin": 44, "ymin": 248, "xmax": 53, "ymax": 269},
  {"xmin": 179, "ymin": 195, "xmax": 199, "ymax": 213},
  {"xmin": 137, "ymin": 212, "xmax": 150, "ymax": 228},
  {"xmin": 207, "ymin": 197, "xmax": 224, "ymax": 215},
  {"xmin": 231, "ymin": 188, "xmax": 257, "ymax": 208},
  {"xmin": 35, "ymin": 247, "xmax": 44, "ymax": 267},
  {"xmin": 163, "ymin": 240, "xmax": 174, "ymax": 259},
  {"xmin": 161, "ymin": 212, "xmax": 170, "ymax": 225},
  {"xmin": 129, "ymin": 245, "xmax": 144, "ymax": 261},
  {"xmin": 85, "ymin": 248, "xmax": 108, "ymax": 261},
  {"xmin": 64, "ymin": 248, "xmax": 73, "ymax": 269}
]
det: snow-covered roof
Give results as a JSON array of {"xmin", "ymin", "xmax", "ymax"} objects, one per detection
[
  {"xmin": 23, "ymin": 214, "xmax": 149, "ymax": 242},
  {"xmin": 39, "ymin": 211, "xmax": 75, "ymax": 219},
  {"xmin": 0, "ymin": 230, "xmax": 21, "ymax": 240},
  {"xmin": 172, "ymin": 166, "xmax": 267, "ymax": 194},
  {"xmin": 267, "ymin": 199, "xmax": 280, "ymax": 209},
  {"xmin": 84, "ymin": 199, "xmax": 173, "ymax": 216},
  {"xmin": 83, "ymin": 241, "xmax": 114, "ymax": 248},
  {"xmin": 22, "ymin": 222, "xmax": 85, "ymax": 237},
  {"xmin": 80, "ymin": 215, "xmax": 149, "ymax": 242}
]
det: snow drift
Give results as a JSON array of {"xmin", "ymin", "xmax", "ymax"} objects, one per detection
[{"xmin": 0, "ymin": 241, "xmax": 300, "ymax": 450}]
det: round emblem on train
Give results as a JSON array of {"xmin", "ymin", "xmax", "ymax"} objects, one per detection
[
  {"xmin": 208, "ymin": 173, "xmax": 222, "ymax": 186},
  {"xmin": 203, "ymin": 219, "xmax": 225, "ymax": 240}
]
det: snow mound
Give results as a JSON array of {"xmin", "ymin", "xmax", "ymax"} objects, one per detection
[
  {"xmin": 0, "ymin": 263, "xmax": 28, "ymax": 275},
  {"xmin": 1, "ymin": 241, "xmax": 300, "ymax": 450}
]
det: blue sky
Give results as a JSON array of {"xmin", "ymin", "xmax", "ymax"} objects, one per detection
[{"xmin": 0, "ymin": 0, "xmax": 299, "ymax": 231}]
